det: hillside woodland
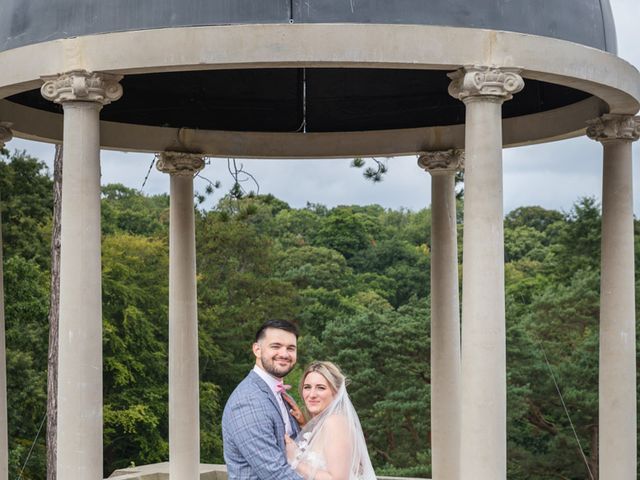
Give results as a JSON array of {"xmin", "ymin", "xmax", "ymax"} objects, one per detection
[{"xmin": 1, "ymin": 150, "xmax": 638, "ymax": 479}]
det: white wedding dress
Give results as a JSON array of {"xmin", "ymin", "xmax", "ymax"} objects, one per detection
[{"xmin": 289, "ymin": 384, "xmax": 377, "ymax": 480}]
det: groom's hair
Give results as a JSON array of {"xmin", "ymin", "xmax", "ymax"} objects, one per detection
[{"xmin": 255, "ymin": 319, "xmax": 299, "ymax": 342}]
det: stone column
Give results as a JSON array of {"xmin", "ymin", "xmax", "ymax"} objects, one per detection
[
  {"xmin": 418, "ymin": 150, "xmax": 464, "ymax": 480},
  {"xmin": 41, "ymin": 71, "xmax": 123, "ymax": 480},
  {"xmin": 0, "ymin": 123, "xmax": 13, "ymax": 480},
  {"xmin": 586, "ymin": 114, "xmax": 639, "ymax": 480},
  {"xmin": 448, "ymin": 66, "xmax": 524, "ymax": 480},
  {"xmin": 156, "ymin": 152, "xmax": 204, "ymax": 480}
]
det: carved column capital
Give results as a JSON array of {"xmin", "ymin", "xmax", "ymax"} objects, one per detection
[
  {"xmin": 0, "ymin": 122, "xmax": 13, "ymax": 148},
  {"xmin": 586, "ymin": 114, "xmax": 640, "ymax": 143},
  {"xmin": 41, "ymin": 70, "xmax": 123, "ymax": 105},
  {"xmin": 448, "ymin": 66, "xmax": 524, "ymax": 103},
  {"xmin": 418, "ymin": 149, "xmax": 465, "ymax": 176},
  {"xmin": 156, "ymin": 152, "xmax": 205, "ymax": 176}
]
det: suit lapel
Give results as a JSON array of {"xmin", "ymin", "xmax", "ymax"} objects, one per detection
[
  {"xmin": 249, "ymin": 371, "xmax": 284, "ymax": 425},
  {"xmin": 249, "ymin": 370, "xmax": 302, "ymax": 437}
]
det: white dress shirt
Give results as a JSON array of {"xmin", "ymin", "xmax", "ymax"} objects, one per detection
[{"xmin": 253, "ymin": 365, "xmax": 293, "ymax": 435}]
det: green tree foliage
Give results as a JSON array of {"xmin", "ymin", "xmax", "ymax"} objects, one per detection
[
  {"xmin": 318, "ymin": 297, "xmax": 430, "ymax": 477},
  {"xmin": 272, "ymin": 207, "xmax": 322, "ymax": 247},
  {"xmin": 101, "ymin": 184, "xmax": 169, "ymax": 237},
  {"xmin": 2, "ymin": 141, "xmax": 638, "ymax": 480},
  {"xmin": 273, "ymin": 245, "xmax": 352, "ymax": 291},
  {"xmin": 505, "ymin": 205, "xmax": 564, "ymax": 232},
  {"xmin": 314, "ymin": 206, "xmax": 373, "ymax": 260},
  {"xmin": 4, "ymin": 256, "xmax": 49, "ymax": 479},
  {"xmin": 550, "ymin": 197, "xmax": 602, "ymax": 277},
  {"xmin": 0, "ymin": 151, "xmax": 53, "ymax": 267},
  {"xmin": 196, "ymin": 206, "xmax": 298, "ymax": 399},
  {"xmin": 506, "ymin": 269, "xmax": 601, "ymax": 479},
  {"xmin": 102, "ymin": 234, "xmax": 171, "ymax": 471}
]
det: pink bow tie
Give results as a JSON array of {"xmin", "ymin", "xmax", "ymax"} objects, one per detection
[{"xmin": 276, "ymin": 382, "xmax": 291, "ymax": 394}]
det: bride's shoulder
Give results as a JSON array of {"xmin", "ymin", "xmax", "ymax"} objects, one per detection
[{"xmin": 323, "ymin": 413, "xmax": 350, "ymax": 433}]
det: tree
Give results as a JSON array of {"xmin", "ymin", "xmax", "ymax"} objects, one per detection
[
  {"xmin": 318, "ymin": 297, "xmax": 431, "ymax": 477},
  {"xmin": 196, "ymin": 210, "xmax": 297, "ymax": 399},
  {"xmin": 4, "ymin": 257, "xmax": 49, "ymax": 480},
  {"xmin": 505, "ymin": 262, "xmax": 600, "ymax": 478},
  {"xmin": 0, "ymin": 152, "xmax": 53, "ymax": 267},
  {"xmin": 548, "ymin": 197, "xmax": 601, "ymax": 278},
  {"xmin": 314, "ymin": 207, "xmax": 372, "ymax": 261},
  {"xmin": 272, "ymin": 208, "xmax": 322, "ymax": 248},
  {"xmin": 505, "ymin": 206, "xmax": 564, "ymax": 233},
  {"xmin": 273, "ymin": 245, "xmax": 352, "ymax": 291},
  {"xmin": 101, "ymin": 184, "xmax": 169, "ymax": 237},
  {"xmin": 46, "ymin": 144, "xmax": 62, "ymax": 480},
  {"xmin": 0, "ymin": 193, "xmax": 7, "ymax": 480},
  {"xmin": 349, "ymin": 238, "xmax": 430, "ymax": 307},
  {"xmin": 102, "ymin": 233, "xmax": 172, "ymax": 473}
]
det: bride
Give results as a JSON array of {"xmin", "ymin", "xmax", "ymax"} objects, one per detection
[{"xmin": 284, "ymin": 361, "xmax": 377, "ymax": 480}]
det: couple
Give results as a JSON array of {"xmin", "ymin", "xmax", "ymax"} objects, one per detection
[{"xmin": 222, "ymin": 319, "xmax": 376, "ymax": 480}]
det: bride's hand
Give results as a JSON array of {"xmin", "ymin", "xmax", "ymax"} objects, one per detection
[
  {"xmin": 284, "ymin": 435, "xmax": 299, "ymax": 464},
  {"xmin": 283, "ymin": 393, "xmax": 307, "ymax": 426}
]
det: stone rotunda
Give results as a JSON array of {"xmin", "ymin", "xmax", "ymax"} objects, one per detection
[{"xmin": 0, "ymin": 1, "xmax": 639, "ymax": 479}]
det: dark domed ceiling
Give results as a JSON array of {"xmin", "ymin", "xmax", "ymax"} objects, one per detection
[{"xmin": 8, "ymin": 68, "xmax": 590, "ymax": 133}]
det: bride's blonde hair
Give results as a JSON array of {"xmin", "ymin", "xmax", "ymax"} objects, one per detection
[{"xmin": 300, "ymin": 361, "xmax": 346, "ymax": 396}]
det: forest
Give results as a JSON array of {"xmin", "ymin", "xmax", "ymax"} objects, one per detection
[{"xmin": 1, "ymin": 148, "xmax": 638, "ymax": 479}]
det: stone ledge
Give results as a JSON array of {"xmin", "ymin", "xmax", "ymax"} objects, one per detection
[{"xmin": 105, "ymin": 463, "xmax": 428, "ymax": 480}]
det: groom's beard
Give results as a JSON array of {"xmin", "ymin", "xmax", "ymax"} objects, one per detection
[{"xmin": 261, "ymin": 354, "xmax": 295, "ymax": 378}]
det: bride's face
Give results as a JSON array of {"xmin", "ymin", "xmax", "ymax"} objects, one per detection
[{"xmin": 302, "ymin": 372, "xmax": 335, "ymax": 417}]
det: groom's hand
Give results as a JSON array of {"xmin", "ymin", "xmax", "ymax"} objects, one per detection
[{"xmin": 282, "ymin": 393, "xmax": 307, "ymax": 426}]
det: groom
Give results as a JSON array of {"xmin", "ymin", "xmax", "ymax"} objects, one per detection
[{"xmin": 222, "ymin": 319, "xmax": 304, "ymax": 480}]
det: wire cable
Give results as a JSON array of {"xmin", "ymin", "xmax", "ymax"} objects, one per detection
[
  {"xmin": 16, "ymin": 412, "xmax": 46, "ymax": 480},
  {"xmin": 540, "ymin": 346, "xmax": 595, "ymax": 480}
]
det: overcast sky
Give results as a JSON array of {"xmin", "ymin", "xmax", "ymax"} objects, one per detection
[{"xmin": 9, "ymin": 0, "xmax": 640, "ymax": 215}]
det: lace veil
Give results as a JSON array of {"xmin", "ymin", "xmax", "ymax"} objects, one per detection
[{"xmin": 294, "ymin": 383, "xmax": 376, "ymax": 480}]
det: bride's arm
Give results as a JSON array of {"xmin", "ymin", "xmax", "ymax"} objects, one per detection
[{"xmin": 290, "ymin": 415, "xmax": 352, "ymax": 480}]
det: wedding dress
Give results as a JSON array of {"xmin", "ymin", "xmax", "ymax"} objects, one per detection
[{"xmin": 290, "ymin": 383, "xmax": 377, "ymax": 480}]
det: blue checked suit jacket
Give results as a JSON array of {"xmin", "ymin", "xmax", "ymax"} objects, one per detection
[{"xmin": 222, "ymin": 370, "xmax": 303, "ymax": 480}]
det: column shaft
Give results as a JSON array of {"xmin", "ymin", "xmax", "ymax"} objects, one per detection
[
  {"xmin": 430, "ymin": 172, "xmax": 461, "ymax": 480},
  {"xmin": 169, "ymin": 174, "xmax": 200, "ymax": 480},
  {"xmin": 460, "ymin": 97, "xmax": 507, "ymax": 480},
  {"xmin": 449, "ymin": 66, "xmax": 522, "ymax": 480},
  {"xmin": 599, "ymin": 139, "xmax": 636, "ymax": 479},
  {"xmin": 56, "ymin": 101, "xmax": 104, "ymax": 479},
  {"xmin": 40, "ymin": 70, "xmax": 122, "ymax": 480}
]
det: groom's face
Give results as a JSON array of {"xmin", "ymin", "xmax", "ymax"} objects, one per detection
[{"xmin": 253, "ymin": 327, "xmax": 297, "ymax": 378}]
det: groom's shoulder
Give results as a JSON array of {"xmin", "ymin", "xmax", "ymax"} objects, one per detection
[
  {"xmin": 226, "ymin": 371, "xmax": 267, "ymax": 405},
  {"xmin": 223, "ymin": 372, "xmax": 274, "ymax": 428}
]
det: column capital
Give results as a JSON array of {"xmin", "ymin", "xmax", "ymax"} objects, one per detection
[
  {"xmin": 0, "ymin": 122, "xmax": 13, "ymax": 148},
  {"xmin": 586, "ymin": 114, "xmax": 640, "ymax": 143},
  {"xmin": 41, "ymin": 70, "xmax": 123, "ymax": 105},
  {"xmin": 418, "ymin": 149, "xmax": 465, "ymax": 175},
  {"xmin": 448, "ymin": 66, "xmax": 524, "ymax": 103},
  {"xmin": 156, "ymin": 151, "xmax": 205, "ymax": 176}
]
